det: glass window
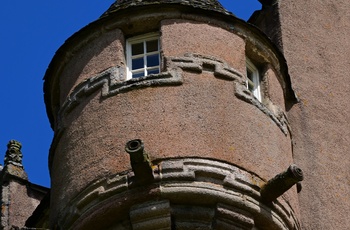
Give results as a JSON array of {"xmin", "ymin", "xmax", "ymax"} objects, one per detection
[
  {"xmin": 246, "ymin": 58, "xmax": 261, "ymax": 102},
  {"xmin": 126, "ymin": 33, "xmax": 160, "ymax": 80},
  {"xmin": 132, "ymin": 43, "xmax": 144, "ymax": 55}
]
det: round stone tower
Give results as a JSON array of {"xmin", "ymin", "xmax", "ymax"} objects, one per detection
[{"xmin": 44, "ymin": 0, "xmax": 301, "ymax": 229}]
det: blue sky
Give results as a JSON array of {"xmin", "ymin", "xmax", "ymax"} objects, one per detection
[{"xmin": 0, "ymin": 0, "xmax": 261, "ymax": 188}]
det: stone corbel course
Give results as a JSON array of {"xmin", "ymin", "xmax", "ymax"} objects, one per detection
[{"xmin": 59, "ymin": 158, "xmax": 301, "ymax": 230}]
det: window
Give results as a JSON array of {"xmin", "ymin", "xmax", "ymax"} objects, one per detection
[
  {"xmin": 246, "ymin": 58, "xmax": 261, "ymax": 102},
  {"xmin": 126, "ymin": 33, "xmax": 160, "ymax": 80}
]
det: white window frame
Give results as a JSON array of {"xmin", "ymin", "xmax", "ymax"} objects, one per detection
[
  {"xmin": 246, "ymin": 58, "xmax": 261, "ymax": 102},
  {"xmin": 126, "ymin": 33, "xmax": 160, "ymax": 80}
]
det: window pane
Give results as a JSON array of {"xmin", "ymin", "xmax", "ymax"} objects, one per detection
[
  {"xmin": 247, "ymin": 69, "xmax": 253, "ymax": 81},
  {"xmin": 148, "ymin": 68, "xmax": 160, "ymax": 75},
  {"xmin": 132, "ymin": 57, "xmax": 144, "ymax": 70},
  {"xmin": 132, "ymin": 71, "xmax": 145, "ymax": 78},
  {"xmin": 146, "ymin": 40, "xmax": 158, "ymax": 52},
  {"xmin": 147, "ymin": 54, "xmax": 159, "ymax": 67},
  {"xmin": 132, "ymin": 43, "xmax": 144, "ymax": 55},
  {"xmin": 246, "ymin": 68, "xmax": 256, "ymax": 91},
  {"xmin": 247, "ymin": 79, "xmax": 255, "ymax": 91}
]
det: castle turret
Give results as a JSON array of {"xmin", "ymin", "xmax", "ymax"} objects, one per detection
[{"xmin": 44, "ymin": 0, "xmax": 301, "ymax": 229}]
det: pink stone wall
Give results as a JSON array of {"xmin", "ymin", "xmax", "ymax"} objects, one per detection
[
  {"xmin": 279, "ymin": 1, "xmax": 350, "ymax": 229},
  {"xmin": 265, "ymin": 67, "xmax": 285, "ymax": 111},
  {"xmin": 51, "ymin": 74, "xmax": 294, "ymax": 224},
  {"xmin": 59, "ymin": 29, "xmax": 125, "ymax": 105},
  {"xmin": 161, "ymin": 19, "xmax": 246, "ymax": 74},
  {"xmin": 7, "ymin": 181, "xmax": 43, "ymax": 228}
]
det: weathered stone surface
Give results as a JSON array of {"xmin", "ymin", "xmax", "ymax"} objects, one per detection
[
  {"xmin": 0, "ymin": 180, "xmax": 48, "ymax": 230},
  {"xmin": 277, "ymin": 1, "xmax": 350, "ymax": 229},
  {"xmin": 130, "ymin": 200, "xmax": 171, "ymax": 230},
  {"xmin": 59, "ymin": 158, "xmax": 300, "ymax": 229},
  {"xmin": 0, "ymin": 141, "xmax": 49, "ymax": 230},
  {"xmin": 2, "ymin": 164, "xmax": 28, "ymax": 181}
]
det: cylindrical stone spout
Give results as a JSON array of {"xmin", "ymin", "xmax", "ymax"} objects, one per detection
[
  {"xmin": 125, "ymin": 139, "xmax": 154, "ymax": 182},
  {"xmin": 125, "ymin": 139, "xmax": 146, "ymax": 164},
  {"xmin": 260, "ymin": 164, "xmax": 304, "ymax": 202}
]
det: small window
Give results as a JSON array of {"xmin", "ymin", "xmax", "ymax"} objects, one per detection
[
  {"xmin": 246, "ymin": 58, "xmax": 261, "ymax": 102},
  {"xmin": 126, "ymin": 33, "xmax": 160, "ymax": 80}
]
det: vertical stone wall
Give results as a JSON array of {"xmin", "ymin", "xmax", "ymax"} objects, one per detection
[
  {"xmin": 277, "ymin": 1, "xmax": 350, "ymax": 229},
  {"xmin": 0, "ymin": 141, "xmax": 48, "ymax": 229}
]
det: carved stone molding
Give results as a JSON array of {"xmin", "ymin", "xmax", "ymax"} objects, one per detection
[
  {"xmin": 56, "ymin": 53, "xmax": 289, "ymax": 135},
  {"xmin": 49, "ymin": 53, "xmax": 291, "ymax": 173},
  {"xmin": 215, "ymin": 203, "xmax": 255, "ymax": 229},
  {"xmin": 130, "ymin": 200, "xmax": 171, "ymax": 230},
  {"xmin": 58, "ymin": 158, "xmax": 301, "ymax": 230},
  {"xmin": 234, "ymin": 81, "xmax": 290, "ymax": 135},
  {"xmin": 56, "ymin": 66, "xmax": 183, "ymax": 130}
]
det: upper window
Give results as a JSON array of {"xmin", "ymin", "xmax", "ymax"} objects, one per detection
[
  {"xmin": 126, "ymin": 33, "xmax": 160, "ymax": 80},
  {"xmin": 246, "ymin": 58, "xmax": 261, "ymax": 102}
]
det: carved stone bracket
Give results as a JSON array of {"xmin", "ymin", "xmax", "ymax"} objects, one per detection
[{"xmin": 59, "ymin": 158, "xmax": 301, "ymax": 230}]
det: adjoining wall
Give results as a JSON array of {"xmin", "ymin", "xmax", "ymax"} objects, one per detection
[
  {"xmin": 45, "ymin": 7, "xmax": 299, "ymax": 229},
  {"xmin": 264, "ymin": 1, "xmax": 350, "ymax": 229},
  {"xmin": 0, "ymin": 165, "xmax": 48, "ymax": 229}
]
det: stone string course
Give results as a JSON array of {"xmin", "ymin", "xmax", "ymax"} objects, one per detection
[
  {"xmin": 57, "ymin": 53, "xmax": 290, "ymax": 135},
  {"xmin": 49, "ymin": 53, "xmax": 291, "ymax": 174},
  {"xmin": 59, "ymin": 158, "xmax": 300, "ymax": 229}
]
